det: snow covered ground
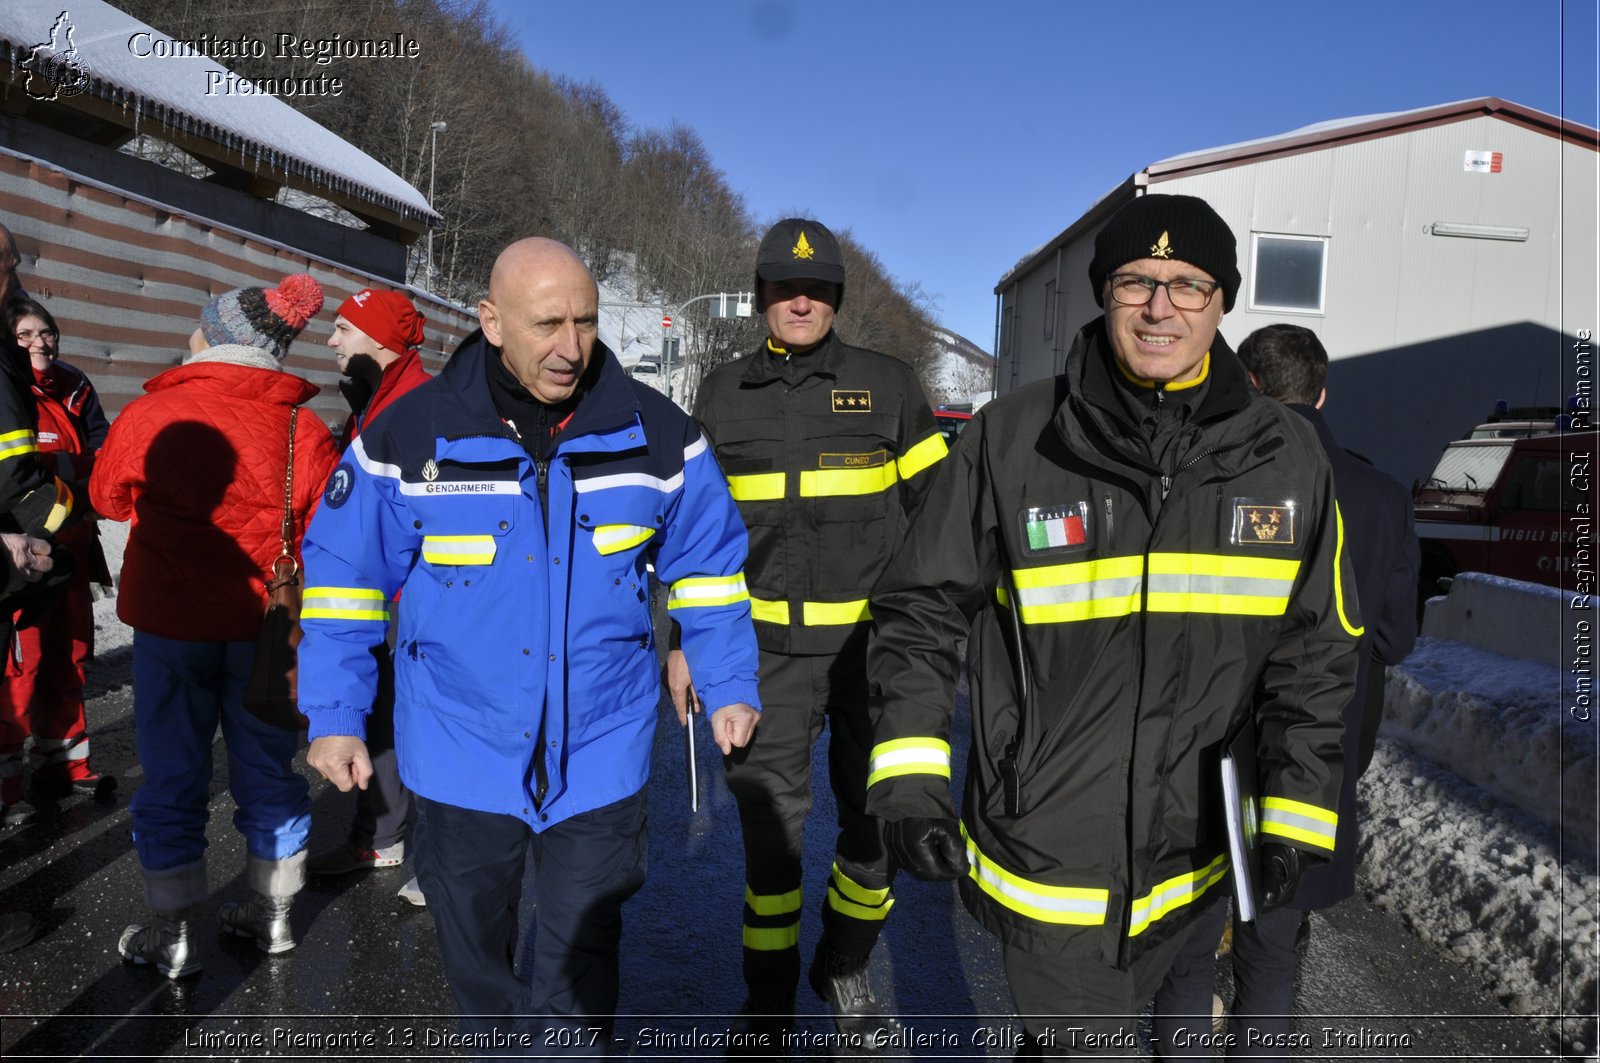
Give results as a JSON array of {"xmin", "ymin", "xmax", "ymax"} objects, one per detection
[
  {"xmin": 85, "ymin": 519, "xmax": 1597, "ymax": 1052},
  {"xmin": 1363, "ymin": 594, "xmax": 1597, "ymax": 1055}
]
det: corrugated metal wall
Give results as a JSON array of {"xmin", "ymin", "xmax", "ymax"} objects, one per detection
[{"xmin": 0, "ymin": 148, "xmax": 478, "ymax": 428}]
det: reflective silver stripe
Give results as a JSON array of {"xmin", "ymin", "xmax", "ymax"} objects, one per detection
[
  {"xmin": 1017, "ymin": 574, "xmax": 1144, "ymax": 607},
  {"xmin": 1145, "ymin": 574, "xmax": 1296, "ymax": 598},
  {"xmin": 576, "ymin": 470, "xmax": 685, "ymax": 494},
  {"xmin": 302, "ymin": 593, "xmax": 392, "ymax": 621}
]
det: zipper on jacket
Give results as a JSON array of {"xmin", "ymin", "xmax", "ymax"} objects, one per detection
[
  {"xmin": 533, "ymin": 728, "xmax": 549, "ymax": 811},
  {"xmin": 1103, "ymin": 494, "xmax": 1115, "ymax": 548}
]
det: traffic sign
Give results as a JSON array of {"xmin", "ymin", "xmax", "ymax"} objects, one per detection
[{"xmin": 662, "ymin": 315, "xmax": 673, "ymax": 329}]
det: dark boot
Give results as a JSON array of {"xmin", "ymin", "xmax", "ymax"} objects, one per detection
[
  {"xmin": 728, "ymin": 988, "xmax": 795, "ymax": 1058},
  {"xmin": 807, "ymin": 946, "xmax": 902, "ymax": 1055}
]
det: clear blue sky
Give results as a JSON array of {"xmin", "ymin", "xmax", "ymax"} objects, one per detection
[{"xmin": 487, "ymin": 0, "xmax": 1596, "ymax": 353}]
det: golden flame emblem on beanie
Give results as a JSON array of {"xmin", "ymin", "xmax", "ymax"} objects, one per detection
[
  {"xmin": 1150, "ymin": 231, "xmax": 1173, "ymax": 259},
  {"xmin": 792, "ymin": 231, "xmax": 815, "ymax": 260}
]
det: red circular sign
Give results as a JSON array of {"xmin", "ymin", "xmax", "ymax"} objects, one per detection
[{"xmin": 661, "ymin": 315, "xmax": 673, "ymax": 329}]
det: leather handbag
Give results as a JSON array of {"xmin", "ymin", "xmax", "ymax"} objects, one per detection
[{"xmin": 244, "ymin": 407, "xmax": 308, "ymax": 730}]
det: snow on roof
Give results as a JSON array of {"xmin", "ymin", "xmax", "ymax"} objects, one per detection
[
  {"xmin": 0, "ymin": 0, "xmax": 437, "ymax": 227},
  {"xmin": 1147, "ymin": 96, "xmax": 1596, "ymax": 175}
]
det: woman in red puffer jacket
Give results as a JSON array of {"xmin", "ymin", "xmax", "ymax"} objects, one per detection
[{"xmin": 90, "ymin": 273, "xmax": 338, "ymax": 979}]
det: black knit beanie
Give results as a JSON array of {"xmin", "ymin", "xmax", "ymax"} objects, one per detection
[{"xmin": 1089, "ymin": 194, "xmax": 1240, "ymax": 311}]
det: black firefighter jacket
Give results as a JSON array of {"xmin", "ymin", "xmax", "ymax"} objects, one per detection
[
  {"xmin": 695, "ymin": 332, "xmax": 947, "ymax": 657},
  {"xmin": 865, "ymin": 320, "xmax": 1362, "ymax": 969},
  {"xmin": 1286, "ymin": 403, "xmax": 1418, "ymax": 910}
]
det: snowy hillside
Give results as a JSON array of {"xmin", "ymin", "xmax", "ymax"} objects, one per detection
[{"xmin": 926, "ymin": 327, "xmax": 994, "ymax": 407}]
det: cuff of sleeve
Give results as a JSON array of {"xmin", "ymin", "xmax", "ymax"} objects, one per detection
[
  {"xmin": 304, "ymin": 705, "xmax": 369, "ymax": 742},
  {"xmin": 698, "ymin": 677, "xmax": 761, "ymax": 714}
]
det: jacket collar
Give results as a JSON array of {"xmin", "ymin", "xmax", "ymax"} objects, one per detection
[
  {"xmin": 436, "ymin": 329, "xmax": 638, "ymax": 444},
  {"xmin": 1071, "ymin": 318, "xmax": 1252, "ymax": 430},
  {"xmin": 1056, "ymin": 318, "xmax": 1278, "ymax": 484},
  {"xmin": 740, "ymin": 330, "xmax": 845, "ymax": 387}
]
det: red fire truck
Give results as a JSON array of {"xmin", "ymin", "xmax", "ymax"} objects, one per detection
[{"xmin": 1413, "ymin": 429, "xmax": 1595, "ymax": 601}]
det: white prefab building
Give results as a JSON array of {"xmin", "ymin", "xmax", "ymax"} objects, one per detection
[{"xmin": 994, "ymin": 98, "xmax": 1598, "ymax": 485}]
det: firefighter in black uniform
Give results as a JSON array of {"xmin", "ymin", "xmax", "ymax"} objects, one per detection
[
  {"xmin": 1151, "ymin": 323, "xmax": 1420, "ymax": 1060},
  {"xmin": 865, "ymin": 195, "xmax": 1362, "ymax": 1057},
  {"xmin": 667, "ymin": 218, "xmax": 947, "ymax": 1045}
]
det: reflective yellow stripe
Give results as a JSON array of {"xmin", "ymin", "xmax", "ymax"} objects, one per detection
[
  {"xmin": 666, "ymin": 573, "xmax": 749, "ymax": 610},
  {"xmin": 830, "ymin": 863, "xmax": 891, "ymax": 907},
  {"xmin": 742, "ymin": 924, "xmax": 800, "ymax": 950},
  {"xmin": 744, "ymin": 886, "xmax": 802, "ymax": 916},
  {"xmin": 826, "ymin": 886, "xmax": 894, "ymax": 921},
  {"xmin": 421, "ymin": 535, "xmax": 497, "ymax": 566},
  {"xmin": 1127, "ymin": 854, "xmax": 1227, "ymax": 937},
  {"xmin": 44, "ymin": 479, "xmax": 72, "ymax": 534},
  {"xmin": 961, "ymin": 823, "xmax": 1109, "ymax": 926},
  {"xmin": 801, "ymin": 599, "xmax": 871, "ymax": 625},
  {"xmin": 752, "ymin": 597, "xmax": 872, "ymax": 626},
  {"xmin": 1260, "ymin": 797, "xmax": 1338, "ymax": 851},
  {"xmin": 799, "ymin": 464, "xmax": 897, "ymax": 497},
  {"xmin": 728, "ymin": 472, "xmax": 785, "ymax": 501},
  {"xmin": 867, "ymin": 737, "xmax": 952, "ymax": 787},
  {"xmin": 1009, "ymin": 556, "xmax": 1144, "ymax": 624},
  {"xmin": 1146, "ymin": 553, "xmax": 1300, "ymax": 617},
  {"xmin": 302, "ymin": 587, "xmax": 392, "ymax": 622},
  {"xmin": 896, "ymin": 431, "xmax": 948, "ymax": 480},
  {"xmin": 0, "ymin": 429, "xmax": 38, "ymax": 462},
  {"xmin": 1333, "ymin": 504, "xmax": 1365, "ymax": 637},
  {"xmin": 750, "ymin": 597, "xmax": 790, "ymax": 625},
  {"xmin": 592, "ymin": 523, "xmax": 654, "ymax": 555}
]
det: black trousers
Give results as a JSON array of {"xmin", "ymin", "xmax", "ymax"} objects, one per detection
[
  {"xmin": 722, "ymin": 647, "xmax": 894, "ymax": 998},
  {"xmin": 1151, "ymin": 895, "xmax": 1305, "ymax": 1061},
  {"xmin": 415, "ymin": 790, "xmax": 647, "ymax": 1056},
  {"xmin": 1006, "ymin": 905, "xmax": 1208, "ymax": 1059}
]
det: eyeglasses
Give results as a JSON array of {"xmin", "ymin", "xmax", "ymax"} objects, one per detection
[
  {"xmin": 15, "ymin": 327, "xmax": 57, "ymax": 347},
  {"xmin": 1107, "ymin": 274, "xmax": 1221, "ymax": 311}
]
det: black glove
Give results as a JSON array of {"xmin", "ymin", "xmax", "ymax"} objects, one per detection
[
  {"xmin": 888, "ymin": 817, "xmax": 968, "ymax": 881},
  {"xmin": 1259, "ymin": 842, "xmax": 1304, "ymax": 912}
]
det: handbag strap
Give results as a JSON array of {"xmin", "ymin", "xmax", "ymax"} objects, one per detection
[{"xmin": 272, "ymin": 408, "xmax": 300, "ymax": 585}]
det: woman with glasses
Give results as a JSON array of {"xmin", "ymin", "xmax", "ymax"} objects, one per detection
[{"xmin": 0, "ymin": 296, "xmax": 114, "ymax": 827}]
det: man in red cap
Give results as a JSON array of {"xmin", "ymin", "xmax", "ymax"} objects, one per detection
[
  {"xmin": 308, "ymin": 288, "xmax": 432, "ymax": 898},
  {"xmin": 327, "ymin": 288, "xmax": 432, "ymax": 448}
]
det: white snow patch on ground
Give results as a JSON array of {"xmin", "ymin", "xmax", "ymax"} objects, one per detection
[{"xmin": 1367, "ymin": 638, "xmax": 1598, "ymax": 1052}]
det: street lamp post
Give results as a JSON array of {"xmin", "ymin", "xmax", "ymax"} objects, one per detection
[{"xmin": 426, "ymin": 121, "xmax": 448, "ymax": 289}]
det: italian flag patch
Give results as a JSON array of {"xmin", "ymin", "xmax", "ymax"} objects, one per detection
[{"xmin": 1024, "ymin": 503, "xmax": 1088, "ymax": 551}]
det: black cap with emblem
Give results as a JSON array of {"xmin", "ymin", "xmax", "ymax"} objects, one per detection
[
  {"xmin": 755, "ymin": 218, "xmax": 846, "ymax": 310},
  {"xmin": 1088, "ymin": 194, "xmax": 1241, "ymax": 312}
]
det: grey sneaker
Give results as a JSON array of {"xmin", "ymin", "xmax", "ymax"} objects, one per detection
[
  {"xmin": 219, "ymin": 893, "xmax": 294, "ymax": 954},
  {"xmin": 307, "ymin": 841, "xmax": 405, "ymax": 876},
  {"xmin": 1, "ymin": 800, "xmax": 38, "ymax": 827},
  {"xmin": 119, "ymin": 910, "xmax": 201, "ymax": 978},
  {"xmin": 396, "ymin": 876, "xmax": 426, "ymax": 907}
]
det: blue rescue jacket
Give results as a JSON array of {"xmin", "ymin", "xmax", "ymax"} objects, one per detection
[{"xmin": 298, "ymin": 334, "xmax": 761, "ymax": 830}]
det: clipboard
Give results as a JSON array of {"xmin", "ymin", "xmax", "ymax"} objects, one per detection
[{"xmin": 1220, "ymin": 712, "xmax": 1263, "ymax": 923}]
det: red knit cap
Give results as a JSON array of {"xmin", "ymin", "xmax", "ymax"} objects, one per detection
[{"xmin": 335, "ymin": 289, "xmax": 427, "ymax": 356}]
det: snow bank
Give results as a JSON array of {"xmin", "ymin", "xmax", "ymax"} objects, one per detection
[{"xmin": 1367, "ymin": 572, "xmax": 1598, "ymax": 1054}]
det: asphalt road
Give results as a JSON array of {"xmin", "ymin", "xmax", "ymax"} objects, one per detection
[{"xmin": 0, "ymin": 640, "xmax": 1571, "ymax": 1060}]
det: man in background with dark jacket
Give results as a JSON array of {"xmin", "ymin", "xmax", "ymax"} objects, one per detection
[
  {"xmin": 669, "ymin": 218, "xmax": 947, "ymax": 1046},
  {"xmin": 1152, "ymin": 322, "xmax": 1419, "ymax": 1059},
  {"xmin": 309, "ymin": 288, "xmax": 433, "ymax": 907},
  {"xmin": 867, "ymin": 195, "xmax": 1361, "ymax": 1056}
]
